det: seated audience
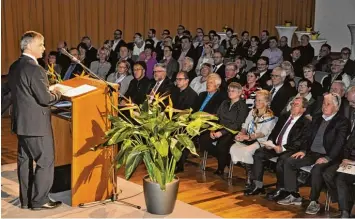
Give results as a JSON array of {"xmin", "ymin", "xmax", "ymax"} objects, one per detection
[
  {"xmin": 230, "ymin": 90, "xmax": 277, "ymax": 188},
  {"xmin": 139, "ymin": 44, "xmax": 157, "ymax": 80},
  {"xmin": 106, "ymin": 60, "xmax": 133, "ymax": 96},
  {"xmin": 160, "ymin": 46, "xmax": 179, "ymax": 80},
  {"xmin": 322, "ymin": 59, "xmax": 351, "ymax": 92},
  {"xmin": 241, "ymin": 67, "xmax": 262, "ymax": 110},
  {"xmin": 311, "ymin": 43, "xmax": 332, "ymax": 72},
  {"xmin": 247, "ymin": 36, "xmax": 261, "ymax": 64},
  {"xmin": 148, "ymin": 63, "xmax": 174, "ymax": 99},
  {"xmin": 190, "ymin": 63, "xmax": 212, "ymax": 94},
  {"xmin": 89, "ymin": 47, "xmax": 111, "ymax": 80},
  {"xmin": 298, "ymin": 35, "xmax": 315, "ymax": 65},
  {"xmin": 277, "ymin": 93, "xmax": 349, "ymax": 216},
  {"xmin": 212, "ymin": 51, "xmax": 225, "ymax": 79},
  {"xmin": 245, "ymin": 97, "xmax": 311, "ymax": 196},
  {"xmin": 63, "ymin": 48, "xmax": 83, "ymax": 80},
  {"xmin": 256, "ymin": 56, "xmax": 272, "ymax": 90},
  {"xmin": 195, "ymin": 73, "xmax": 226, "ymax": 114},
  {"xmin": 124, "ymin": 61, "xmax": 153, "ymax": 105},
  {"xmin": 234, "ymin": 56, "xmax": 247, "ymax": 85},
  {"xmin": 261, "ymin": 36, "xmax": 283, "ymax": 70},
  {"xmin": 199, "ymin": 82, "xmax": 248, "ymax": 175},
  {"xmin": 195, "ymin": 42, "xmax": 214, "ymax": 75},
  {"xmin": 303, "ymin": 64, "xmax": 324, "ymax": 98},
  {"xmin": 341, "ymin": 47, "xmax": 355, "ymax": 78},
  {"xmin": 281, "ymin": 61, "xmax": 297, "ymax": 88},
  {"xmin": 287, "ymin": 47, "xmax": 304, "ymax": 77}
]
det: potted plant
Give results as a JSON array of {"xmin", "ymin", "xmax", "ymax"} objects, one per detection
[
  {"xmin": 311, "ymin": 31, "xmax": 320, "ymax": 40},
  {"xmin": 306, "ymin": 25, "xmax": 313, "ymax": 33},
  {"xmin": 92, "ymin": 94, "xmax": 236, "ymax": 215},
  {"xmin": 284, "ymin": 20, "xmax": 292, "ymax": 27},
  {"xmin": 223, "ymin": 25, "xmax": 229, "ymax": 32}
]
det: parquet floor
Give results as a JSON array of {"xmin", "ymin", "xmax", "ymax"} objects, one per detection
[{"xmin": 1, "ymin": 116, "xmax": 351, "ymax": 218}]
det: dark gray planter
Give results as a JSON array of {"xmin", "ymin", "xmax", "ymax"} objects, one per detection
[{"xmin": 143, "ymin": 175, "xmax": 179, "ymax": 215}]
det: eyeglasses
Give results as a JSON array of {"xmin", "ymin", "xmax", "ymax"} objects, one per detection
[
  {"xmin": 227, "ymin": 89, "xmax": 238, "ymax": 93},
  {"xmin": 176, "ymin": 78, "xmax": 187, "ymax": 81},
  {"xmin": 342, "ymin": 52, "xmax": 350, "ymax": 55},
  {"xmin": 257, "ymin": 63, "xmax": 267, "ymax": 66},
  {"xmin": 213, "ymin": 56, "xmax": 222, "ymax": 59},
  {"xmin": 153, "ymin": 70, "xmax": 165, "ymax": 73},
  {"xmin": 271, "ymin": 74, "xmax": 281, "ymax": 78},
  {"xmin": 118, "ymin": 66, "xmax": 127, "ymax": 69}
]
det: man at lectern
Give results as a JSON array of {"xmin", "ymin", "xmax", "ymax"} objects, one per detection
[{"xmin": 7, "ymin": 31, "xmax": 64, "ymax": 210}]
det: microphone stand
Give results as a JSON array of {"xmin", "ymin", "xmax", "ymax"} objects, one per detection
[{"xmin": 60, "ymin": 48, "xmax": 141, "ymax": 210}]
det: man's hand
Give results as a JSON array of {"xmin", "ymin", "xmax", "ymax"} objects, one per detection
[
  {"xmin": 340, "ymin": 159, "xmax": 352, "ymax": 168},
  {"xmin": 210, "ymin": 131, "xmax": 216, "ymax": 140},
  {"xmin": 315, "ymin": 157, "xmax": 329, "ymax": 164},
  {"xmin": 273, "ymin": 145, "xmax": 283, "ymax": 154},
  {"xmin": 266, "ymin": 80, "xmax": 272, "ymax": 86},
  {"xmin": 291, "ymin": 151, "xmax": 305, "ymax": 159}
]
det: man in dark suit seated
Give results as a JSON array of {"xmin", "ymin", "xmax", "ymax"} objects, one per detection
[
  {"xmin": 245, "ymin": 97, "xmax": 311, "ymax": 197},
  {"xmin": 212, "ymin": 51, "xmax": 225, "ymax": 79},
  {"xmin": 123, "ymin": 61, "xmax": 153, "ymax": 105},
  {"xmin": 173, "ymin": 36, "xmax": 198, "ymax": 71},
  {"xmin": 62, "ymin": 48, "xmax": 83, "ymax": 80},
  {"xmin": 256, "ymin": 56, "xmax": 272, "ymax": 90},
  {"xmin": 341, "ymin": 47, "xmax": 355, "ymax": 79},
  {"xmin": 8, "ymin": 31, "xmax": 64, "ymax": 210},
  {"xmin": 298, "ymin": 35, "xmax": 315, "ymax": 65},
  {"xmin": 147, "ymin": 63, "xmax": 174, "ymax": 101},
  {"xmin": 269, "ymin": 67, "xmax": 297, "ymax": 117},
  {"xmin": 277, "ymin": 93, "xmax": 350, "ymax": 216},
  {"xmin": 195, "ymin": 73, "xmax": 227, "ymax": 115},
  {"xmin": 279, "ymin": 36, "xmax": 292, "ymax": 61},
  {"xmin": 160, "ymin": 46, "xmax": 179, "ymax": 80},
  {"xmin": 171, "ymin": 71, "xmax": 198, "ymax": 172},
  {"xmin": 322, "ymin": 86, "xmax": 355, "ymax": 218},
  {"xmin": 81, "ymin": 36, "xmax": 98, "ymax": 64},
  {"xmin": 311, "ymin": 43, "xmax": 332, "ymax": 72}
]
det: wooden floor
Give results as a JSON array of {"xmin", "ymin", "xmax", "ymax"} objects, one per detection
[{"xmin": 1, "ymin": 116, "xmax": 349, "ymax": 218}]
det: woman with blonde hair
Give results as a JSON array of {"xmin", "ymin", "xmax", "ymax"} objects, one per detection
[
  {"xmin": 195, "ymin": 42, "xmax": 214, "ymax": 75},
  {"xmin": 230, "ymin": 90, "xmax": 277, "ymax": 188},
  {"xmin": 89, "ymin": 47, "xmax": 111, "ymax": 80},
  {"xmin": 281, "ymin": 61, "xmax": 297, "ymax": 88},
  {"xmin": 106, "ymin": 60, "xmax": 134, "ymax": 96}
]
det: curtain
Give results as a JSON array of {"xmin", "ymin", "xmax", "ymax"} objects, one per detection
[{"xmin": 1, "ymin": 0, "xmax": 315, "ymax": 74}]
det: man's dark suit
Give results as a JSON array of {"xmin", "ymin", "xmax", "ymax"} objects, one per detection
[
  {"xmin": 258, "ymin": 70, "xmax": 272, "ymax": 90},
  {"xmin": 1, "ymin": 80, "xmax": 12, "ymax": 115},
  {"xmin": 298, "ymin": 44, "xmax": 315, "ymax": 65},
  {"xmin": 8, "ymin": 55, "xmax": 61, "ymax": 208},
  {"xmin": 162, "ymin": 58, "xmax": 179, "ymax": 80},
  {"xmin": 149, "ymin": 77, "xmax": 174, "ymax": 97},
  {"xmin": 344, "ymin": 59, "xmax": 355, "ymax": 79},
  {"xmin": 172, "ymin": 47, "xmax": 198, "ymax": 69},
  {"xmin": 195, "ymin": 91, "xmax": 227, "ymax": 115},
  {"xmin": 283, "ymin": 113, "xmax": 350, "ymax": 201},
  {"xmin": 214, "ymin": 64, "xmax": 226, "ymax": 79},
  {"xmin": 270, "ymin": 84, "xmax": 297, "ymax": 117},
  {"xmin": 252, "ymin": 113, "xmax": 311, "ymax": 189}
]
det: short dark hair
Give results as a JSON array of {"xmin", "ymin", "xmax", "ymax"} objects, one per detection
[
  {"xmin": 280, "ymin": 36, "xmax": 288, "ymax": 41},
  {"xmin": 165, "ymin": 36, "xmax": 172, "ymax": 40},
  {"xmin": 226, "ymin": 28, "xmax": 234, "ymax": 33},
  {"xmin": 149, "ymin": 29, "xmax": 156, "ymax": 35},
  {"xmin": 49, "ymin": 51, "xmax": 57, "ymax": 57},
  {"xmin": 134, "ymin": 61, "xmax": 147, "ymax": 72},
  {"xmin": 144, "ymin": 44, "xmax": 155, "ymax": 52},
  {"xmin": 77, "ymin": 42, "xmax": 88, "ymax": 51},
  {"xmin": 114, "ymin": 29, "xmax": 122, "ymax": 35},
  {"xmin": 241, "ymin": 31, "xmax": 249, "ymax": 36},
  {"xmin": 183, "ymin": 30, "xmax": 191, "ymax": 36},
  {"xmin": 81, "ymin": 36, "xmax": 90, "ymax": 41},
  {"xmin": 298, "ymin": 78, "xmax": 312, "ymax": 88},
  {"xmin": 135, "ymin": 32, "xmax": 142, "ymax": 38},
  {"xmin": 321, "ymin": 43, "xmax": 331, "ymax": 51},
  {"xmin": 247, "ymin": 67, "xmax": 260, "ymax": 78},
  {"xmin": 177, "ymin": 71, "xmax": 189, "ymax": 80},
  {"xmin": 163, "ymin": 29, "xmax": 170, "ymax": 35},
  {"xmin": 145, "ymin": 39, "xmax": 154, "ymax": 45},
  {"xmin": 262, "ymin": 30, "xmax": 270, "ymax": 36},
  {"xmin": 251, "ymin": 36, "xmax": 260, "ymax": 43},
  {"xmin": 341, "ymin": 47, "xmax": 351, "ymax": 54},
  {"xmin": 293, "ymin": 96, "xmax": 309, "ymax": 109},
  {"xmin": 164, "ymin": 46, "xmax": 173, "ymax": 51},
  {"xmin": 69, "ymin": 47, "xmax": 80, "ymax": 55},
  {"xmin": 208, "ymin": 30, "xmax": 217, "ymax": 36},
  {"xmin": 258, "ymin": 56, "xmax": 269, "ymax": 65},
  {"xmin": 178, "ymin": 24, "xmax": 185, "ymax": 30},
  {"xmin": 181, "ymin": 36, "xmax": 191, "ymax": 42},
  {"xmin": 292, "ymin": 47, "xmax": 301, "ymax": 52}
]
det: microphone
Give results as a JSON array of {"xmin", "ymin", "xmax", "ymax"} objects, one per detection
[{"xmin": 60, "ymin": 48, "xmax": 116, "ymax": 94}]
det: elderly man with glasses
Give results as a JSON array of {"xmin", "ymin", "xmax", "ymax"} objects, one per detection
[
  {"xmin": 322, "ymin": 59, "xmax": 351, "ymax": 92},
  {"xmin": 277, "ymin": 92, "xmax": 350, "ymax": 216}
]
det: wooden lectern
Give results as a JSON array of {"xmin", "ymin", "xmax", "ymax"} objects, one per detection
[{"xmin": 51, "ymin": 76, "xmax": 119, "ymax": 206}]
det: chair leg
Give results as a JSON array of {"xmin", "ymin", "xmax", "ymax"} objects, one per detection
[
  {"xmin": 325, "ymin": 190, "xmax": 332, "ymax": 211},
  {"xmin": 228, "ymin": 160, "xmax": 234, "ymax": 179},
  {"xmin": 201, "ymin": 151, "xmax": 208, "ymax": 171}
]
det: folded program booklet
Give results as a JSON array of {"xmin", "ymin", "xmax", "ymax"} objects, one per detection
[{"xmin": 337, "ymin": 165, "xmax": 355, "ymax": 175}]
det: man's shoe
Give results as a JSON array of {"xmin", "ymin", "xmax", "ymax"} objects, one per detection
[
  {"xmin": 267, "ymin": 189, "xmax": 288, "ymax": 201},
  {"xmin": 31, "ymin": 200, "xmax": 62, "ymax": 211},
  {"xmin": 20, "ymin": 205, "xmax": 28, "ymax": 209},
  {"xmin": 277, "ymin": 194, "xmax": 302, "ymax": 206},
  {"xmin": 305, "ymin": 201, "xmax": 320, "ymax": 215},
  {"xmin": 340, "ymin": 210, "xmax": 350, "ymax": 218},
  {"xmin": 244, "ymin": 186, "xmax": 265, "ymax": 196},
  {"xmin": 213, "ymin": 169, "xmax": 223, "ymax": 176}
]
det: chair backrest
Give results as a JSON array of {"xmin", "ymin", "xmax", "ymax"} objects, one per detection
[{"xmin": 314, "ymin": 71, "xmax": 329, "ymax": 84}]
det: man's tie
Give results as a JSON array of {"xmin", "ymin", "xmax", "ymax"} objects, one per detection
[
  {"xmin": 213, "ymin": 65, "xmax": 218, "ymax": 72},
  {"xmin": 63, "ymin": 64, "xmax": 76, "ymax": 80},
  {"xmin": 270, "ymin": 87, "xmax": 276, "ymax": 99},
  {"xmin": 276, "ymin": 117, "xmax": 293, "ymax": 146},
  {"xmin": 150, "ymin": 82, "xmax": 160, "ymax": 96}
]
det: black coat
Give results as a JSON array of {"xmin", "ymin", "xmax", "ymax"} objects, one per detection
[
  {"xmin": 305, "ymin": 113, "xmax": 350, "ymax": 161},
  {"xmin": 170, "ymin": 86, "xmax": 198, "ymax": 111},
  {"xmin": 216, "ymin": 99, "xmax": 248, "ymax": 135},
  {"xmin": 195, "ymin": 91, "xmax": 227, "ymax": 115},
  {"xmin": 270, "ymin": 84, "xmax": 297, "ymax": 117},
  {"xmin": 7, "ymin": 55, "xmax": 61, "ymax": 136},
  {"xmin": 268, "ymin": 113, "xmax": 311, "ymax": 152},
  {"xmin": 125, "ymin": 77, "xmax": 154, "ymax": 105}
]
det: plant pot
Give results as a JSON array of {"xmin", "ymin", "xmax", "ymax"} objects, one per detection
[
  {"xmin": 143, "ymin": 175, "xmax": 179, "ymax": 215},
  {"xmin": 306, "ymin": 27, "xmax": 312, "ymax": 33},
  {"xmin": 285, "ymin": 22, "xmax": 292, "ymax": 27},
  {"xmin": 311, "ymin": 34, "xmax": 319, "ymax": 40}
]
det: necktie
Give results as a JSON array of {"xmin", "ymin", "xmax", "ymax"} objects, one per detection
[
  {"xmin": 276, "ymin": 117, "xmax": 293, "ymax": 146},
  {"xmin": 213, "ymin": 65, "xmax": 218, "ymax": 72},
  {"xmin": 63, "ymin": 64, "xmax": 76, "ymax": 80},
  {"xmin": 150, "ymin": 82, "xmax": 160, "ymax": 96},
  {"xmin": 270, "ymin": 87, "xmax": 275, "ymax": 95}
]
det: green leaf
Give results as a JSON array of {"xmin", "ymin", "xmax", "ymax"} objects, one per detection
[
  {"xmin": 125, "ymin": 150, "xmax": 143, "ymax": 180},
  {"xmin": 190, "ymin": 111, "xmax": 218, "ymax": 120},
  {"xmin": 186, "ymin": 119, "xmax": 202, "ymax": 137},
  {"xmin": 171, "ymin": 145, "xmax": 182, "ymax": 161},
  {"xmin": 152, "ymin": 137, "xmax": 169, "ymax": 157},
  {"xmin": 142, "ymin": 151, "xmax": 155, "ymax": 182},
  {"xmin": 107, "ymin": 127, "xmax": 127, "ymax": 145},
  {"xmin": 176, "ymin": 134, "xmax": 198, "ymax": 156},
  {"xmin": 153, "ymin": 164, "xmax": 165, "ymax": 191}
]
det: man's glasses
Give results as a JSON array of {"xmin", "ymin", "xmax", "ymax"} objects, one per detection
[
  {"xmin": 176, "ymin": 78, "xmax": 187, "ymax": 81},
  {"xmin": 271, "ymin": 74, "xmax": 281, "ymax": 78},
  {"xmin": 153, "ymin": 70, "xmax": 165, "ymax": 73},
  {"xmin": 342, "ymin": 52, "xmax": 350, "ymax": 55}
]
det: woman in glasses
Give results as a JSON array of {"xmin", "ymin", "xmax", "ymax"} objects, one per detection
[{"xmin": 106, "ymin": 60, "xmax": 134, "ymax": 96}]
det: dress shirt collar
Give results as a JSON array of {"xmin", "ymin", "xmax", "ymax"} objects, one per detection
[
  {"xmin": 322, "ymin": 113, "xmax": 337, "ymax": 121},
  {"xmin": 23, "ymin": 53, "xmax": 38, "ymax": 65}
]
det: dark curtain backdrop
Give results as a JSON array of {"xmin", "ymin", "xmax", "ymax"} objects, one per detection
[{"xmin": 1, "ymin": 0, "xmax": 315, "ymax": 74}]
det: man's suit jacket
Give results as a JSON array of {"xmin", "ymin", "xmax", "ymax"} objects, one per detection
[
  {"xmin": 110, "ymin": 39, "xmax": 126, "ymax": 65},
  {"xmin": 214, "ymin": 64, "xmax": 226, "ymax": 79},
  {"xmin": 172, "ymin": 47, "xmax": 198, "ymax": 69},
  {"xmin": 268, "ymin": 113, "xmax": 311, "ymax": 152},
  {"xmin": 8, "ymin": 55, "xmax": 61, "ymax": 136},
  {"xmin": 344, "ymin": 59, "xmax": 355, "ymax": 78},
  {"xmin": 149, "ymin": 77, "xmax": 174, "ymax": 97},
  {"xmin": 298, "ymin": 44, "xmax": 315, "ymax": 65},
  {"xmin": 312, "ymin": 55, "xmax": 332, "ymax": 72},
  {"xmin": 195, "ymin": 90, "xmax": 227, "ymax": 115},
  {"xmin": 1, "ymin": 81, "xmax": 12, "ymax": 115},
  {"xmin": 170, "ymin": 86, "xmax": 198, "ymax": 111},
  {"xmin": 305, "ymin": 113, "xmax": 350, "ymax": 161},
  {"xmin": 258, "ymin": 70, "xmax": 272, "ymax": 90},
  {"xmin": 270, "ymin": 84, "xmax": 297, "ymax": 117},
  {"xmin": 163, "ymin": 58, "xmax": 179, "ymax": 80}
]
